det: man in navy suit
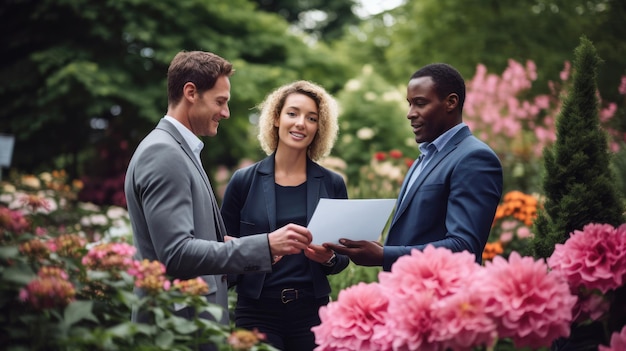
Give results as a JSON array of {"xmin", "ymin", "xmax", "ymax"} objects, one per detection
[{"xmin": 326, "ymin": 63, "xmax": 503, "ymax": 271}]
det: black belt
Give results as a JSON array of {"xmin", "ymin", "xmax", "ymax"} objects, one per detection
[{"xmin": 259, "ymin": 287, "xmax": 314, "ymax": 304}]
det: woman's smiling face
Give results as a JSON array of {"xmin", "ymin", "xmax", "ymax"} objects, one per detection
[{"xmin": 275, "ymin": 93, "xmax": 319, "ymax": 151}]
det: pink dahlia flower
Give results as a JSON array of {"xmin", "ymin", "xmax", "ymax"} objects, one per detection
[
  {"xmin": 599, "ymin": 325, "xmax": 626, "ymax": 351},
  {"xmin": 571, "ymin": 292, "xmax": 610, "ymax": 323},
  {"xmin": 379, "ymin": 245, "xmax": 481, "ymax": 300},
  {"xmin": 379, "ymin": 246, "xmax": 481, "ymax": 351},
  {"xmin": 481, "ymin": 252, "xmax": 577, "ymax": 349},
  {"xmin": 548, "ymin": 223, "xmax": 626, "ymax": 294},
  {"xmin": 312, "ymin": 282, "xmax": 391, "ymax": 351},
  {"xmin": 385, "ymin": 291, "xmax": 438, "ymax": 351},
  {"xmin": 431, "ymin": 288, "xmax": 497, "ymax": 350}
]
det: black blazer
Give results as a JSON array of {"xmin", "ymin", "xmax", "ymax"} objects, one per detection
[{"xmin": 220, "ymin": 153, "xmax": 349, "ymax": 299}]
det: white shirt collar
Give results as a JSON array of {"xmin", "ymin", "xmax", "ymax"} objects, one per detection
[{"xmin": 164, "ymin": 115, "xmax": 204, "ymax": 165}]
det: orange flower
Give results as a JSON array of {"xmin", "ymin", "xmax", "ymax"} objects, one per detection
[
  {"xmin": 173, "ymin": 277, "xmax": 209, "ymax": 296},
  {"xmin": 482, "ymin": 241, "xmax": 504, "ymax": 261},
  {"xmin": 493, "ymin": 191, "xmax": 540, "ymax": 227},
  {"xmin": 228, "ymin": 328, "xmax": 267, "ymax": 350},
  {"xmin": 53, "ymin": 234, "xmax": 87, "ymax": 259}
]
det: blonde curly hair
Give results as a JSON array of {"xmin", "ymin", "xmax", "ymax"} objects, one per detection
[{"xmin": 257, "ymin": 80, "xmax": 339, "ymax": 161}]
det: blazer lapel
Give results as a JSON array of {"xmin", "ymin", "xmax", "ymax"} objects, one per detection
[
  {"xmin": 306, "ymin": 158, "xmax": 325, "ymax": 224},
  {"xmin": 258, "ymin": 156, "xmax": 278, "ymax": 232},
  {"xmin": 156, "ymin": 119, "xmax": 225, "ymax": 241},
  {"xmin": 391, "ymin": 126, "xmax": 472, "ymax": 225}
]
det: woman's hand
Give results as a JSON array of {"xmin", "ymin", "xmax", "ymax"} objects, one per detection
[{"xmin": 305, "ymin": 244, "xmax": 335, "ymax": 264}]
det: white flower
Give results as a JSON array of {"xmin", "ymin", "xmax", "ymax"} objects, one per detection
[
  {"xmin": 79, "ymin": 202, "xmax": 101, "ymax": 212},
  {"xmin": 2, "ymin": 184, "xmax": 16, "ymax": 193},
  {"xmin": 345, "ymin": 79, "xmax": 362, "ymax": 92},
  {"xmin": 357, "ymin": 127, "xmax": 375, "ymax": 140},
  {"xmin": 21, "ymin": 175, "xmax": 41, "ymax": 189},
  {"xmin": 39, "ymin": 172, "xmax": 53, "ymax": 183},
  {"xmin": 382, "ymin": 90, "xmax": 403, "ymax": 102},
  {"xmin": 364, "ymin": 92, "xmax": 377, "ymax": 101},
  {"xmin": 106, "ymin": 206, "xmax": 128, "ymax": 220},
  {"xmin": 89, "ymin": 214, "xmax": 109, "ymax": 226}
]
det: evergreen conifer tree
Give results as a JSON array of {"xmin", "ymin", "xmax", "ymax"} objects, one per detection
[
  {"xmin": 532, "ymin": 36, "xmax": 625, "ymax": 259},
  {"xmin": 532, "ymin": 36, "xmax": 626, "ymax": 351}
]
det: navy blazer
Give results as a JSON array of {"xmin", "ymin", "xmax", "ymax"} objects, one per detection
[
  {"xmin": 220, "ymin": 153, "xmax": 349, "ymax": 299},
  {"xmin": 383, "ymin": 126, "xmax": 503, "ymax": 271}
]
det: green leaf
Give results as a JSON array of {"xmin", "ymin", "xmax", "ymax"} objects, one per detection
[
  {"xmin": 172, "ymin": 318, "xmax": 198, "ymax": 334},
  {"xmin": 0, "ymin": 245, "xmax": 19, "ymax": 259},
  {"xmin": 1, "ymin": 265, "xmax": 36, "ymax": 285},
  {"xmin": 155, "ymin": 330, "xmax": 174, "ymax": 348},
  {"xmin": 63, "ymin": 300, "xmax": 98, "ymax": 327}
]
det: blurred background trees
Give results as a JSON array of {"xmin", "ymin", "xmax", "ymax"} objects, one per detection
[{"xmin": 1, "ymin": 0, "xmax": 624, "ymax": 206}]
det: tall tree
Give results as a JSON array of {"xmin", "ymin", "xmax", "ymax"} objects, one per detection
[
  {"xmin": 252, "ymin": 0, "xmax": 359, "ymax": 41},
  {"xmin": 532, "ymin": 37, "xmax": 625, "ymax": 259},
  {"xmin": 337, "ymin": 0, "xmax": 626, "ymax": 101},
  {"xmin": 0, "ymin": 0, "xmax": 351, "ymax": 185}
]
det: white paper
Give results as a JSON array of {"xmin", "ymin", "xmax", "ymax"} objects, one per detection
[{"xmin": 308, "ymin": 198, "xmax": 396, "ymax": 245}]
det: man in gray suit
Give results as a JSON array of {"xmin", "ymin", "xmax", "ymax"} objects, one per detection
[{"xmin": 124, "ymin": 51, "xmax": 312, "ymax": 342}]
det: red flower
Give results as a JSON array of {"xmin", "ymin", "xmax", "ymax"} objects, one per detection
[
  {"xmin": 404, "ymin": 157, "xmax": 414, "ymax": 168},
  {"xmin": 389, "ymin": 149, "xmax": 403, "ymax": 159},
  {"xmin": 374, "ymin": 152, "xmax": 386, "ymax": 161}
]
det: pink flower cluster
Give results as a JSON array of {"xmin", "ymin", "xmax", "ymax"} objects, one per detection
[
  {"xmin": 0, "ymin": 206, "xmax": 30, "ymax": 237},
  {"xmin": 172, "ymin": 277, "xmax": 209, "ymax": 296},
  {"xmin": 599, "ymin": 325, "xmax": 626, "ymax": 351},
  {"xmin": 464, "ymin": 59, "xmax": 559, "ymax": 158},
  {"xmin": 547, "ymin": 223, "xmax": 626, "ymax": 322},
  {"xmin": 82, "ymin": 242, "xmax": 136, "ymax": 271},
  {"xmin": 127, "ymin": 259, "xmax": 171, "ymax": 295},
  {"xmin": 313, "ymin": 282, "xmax": 391, "ymax": 351},
  {"xmin": 313, "ymin": 246, "xmax": 577, "ymax": 351},
  {"xmin": 19, "ymin": 266, "xmax": 76, "ymax": 310},
  {"xmin": 52, "ymin": 233, "xmax": 88, "ymax": 259}
]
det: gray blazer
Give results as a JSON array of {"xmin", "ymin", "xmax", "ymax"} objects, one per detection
[{"xmin": 124, "ymin": 118, "xmax": 272, "ymax": 325}]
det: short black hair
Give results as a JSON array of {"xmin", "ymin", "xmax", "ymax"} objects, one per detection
[{"xmin": 410, "ymin": 63, "xmax": 466, "ymax": 111}]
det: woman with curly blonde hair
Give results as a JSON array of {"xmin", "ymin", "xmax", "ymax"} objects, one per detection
[{"xmin": 221, "ymin": 80, "xmax": 348, "ymax": 351}]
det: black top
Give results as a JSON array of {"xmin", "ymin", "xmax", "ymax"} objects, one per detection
[{"xmin": 263, "ymin": 182, "xmax": 312, "ymax": 290}]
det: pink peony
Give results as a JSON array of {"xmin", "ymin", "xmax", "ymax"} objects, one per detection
[
  {"xmin": 599, "ymin": 325, "xmax": 626, "ymax": 351},
  {"xmin": 379, "ymin": 245, "xmax": 481, "ymax": 300},
  {"xmin": 548, "ymin": 223, "xmax": 626, "ymax": 294},
  {"xmin": 385, "ymin": 291, "xmax": 438, "ymax": 351},
  {"xmin": 379, "ymin": 246, "xmax": 482, "ymax": 350},
  {"xmin": 431, "ymin": 288, "xmax": 497, "ymax": 350},
  {"xmin": 480, "ymin": 252, "xmax": 577, "ymax": 349},
  {"xmin": 571, "ymin": 292, "xmax": 610, "ymax": 323},
  {"xmin": 312, "ymin": 282, "xmax": 391, "ymax": 351}
]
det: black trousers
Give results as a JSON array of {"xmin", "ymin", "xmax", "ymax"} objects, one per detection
[{"xmin": 235, "ymin": 294, "xmax": 329, "ymax": 351}]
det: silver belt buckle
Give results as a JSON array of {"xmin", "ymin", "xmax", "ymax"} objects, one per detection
[{"xmin": 281, "ymin": 288, "xmax": 298, "ymax": 304}]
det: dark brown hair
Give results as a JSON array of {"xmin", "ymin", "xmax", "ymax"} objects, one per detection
[{"xmin": 167, "ymin": 51, "xmax": 234, "ymax": 106}]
